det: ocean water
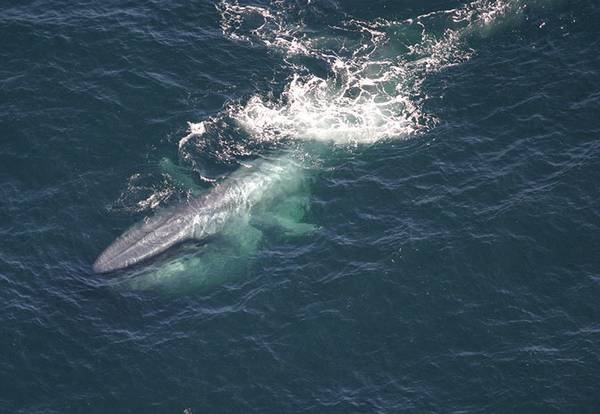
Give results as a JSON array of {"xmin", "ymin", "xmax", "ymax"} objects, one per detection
[{"xmin": 1, "ymin": 0, "xmax": 600, "ymax": 412}]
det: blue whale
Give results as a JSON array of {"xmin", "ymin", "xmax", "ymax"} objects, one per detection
[{"xmin": 94, "ymin": 156, "xmax": 311, "ymax": 274}]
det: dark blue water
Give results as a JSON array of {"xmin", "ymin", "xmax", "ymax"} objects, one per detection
[{"xmin": 2, "ymin": 0, "xmax": 600, "ymax": 412}]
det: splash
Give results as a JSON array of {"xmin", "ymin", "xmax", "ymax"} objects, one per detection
[{"xmin": 178, "ymin": 0, "xmax": 528, "ymax": 151}]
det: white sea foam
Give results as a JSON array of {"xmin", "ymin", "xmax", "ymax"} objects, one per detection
[{"xmin": 178, "ymin": 0, "xmax": 527, "ymax": 150}]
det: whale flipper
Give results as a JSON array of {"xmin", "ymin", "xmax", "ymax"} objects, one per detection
[{"xmin": 252, "ymin": 194, "xmax": 316, "ymax": 236}]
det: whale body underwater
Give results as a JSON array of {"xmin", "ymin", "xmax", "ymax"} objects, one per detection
[{"xmin": 93, "ymin": 156, "xmax": 311, "ymax": 274}]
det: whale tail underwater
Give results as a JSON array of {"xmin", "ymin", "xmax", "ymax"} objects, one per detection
[{"xmin": 94, "ymin": 155, "xmax": 315, "ymax": 279}]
